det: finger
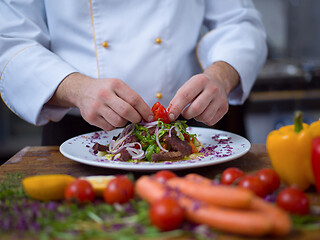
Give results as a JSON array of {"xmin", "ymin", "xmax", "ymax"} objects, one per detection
[
  {"xmin": 113, "ymin": 81, "xmax": 154, "ymax": 122},
  {"xmin": 181, "ymin": 88, "xmax": 213, "ymax": 120},
  {"xmin": 194, "ymin": 100, "xmax": 229, "ymax": 126},
  {"xmin": 99, "ymin": 105, "xmax": 128, "ymax": 128},
  {"xmin": 168, "ymin": 75, "xmax": 205, "ymax": 121},
  {"xmin": 108, "ymin": 96, "xmax": 143, "ymax": 123},
  {"xmin": 84, "ymin": 114, "xmax": 116, "ymax": 131}
]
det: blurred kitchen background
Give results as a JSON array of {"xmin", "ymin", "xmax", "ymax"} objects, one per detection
[{"xmin": 1, "ymin": 0, "xmax": 320, "ymax": 163}]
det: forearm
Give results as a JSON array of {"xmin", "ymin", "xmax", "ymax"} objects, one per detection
[{"xmin": 204, "ymin": 61, "xmax": 240, "ymax": 95}]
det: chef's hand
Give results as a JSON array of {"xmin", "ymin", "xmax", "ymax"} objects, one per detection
[
  {"xmin": 47, "ymin": 73, "xmax": 154, "ymax": 131},
  {"xmin": 168, "ymin": 61, "xmax": 240, "ymax": 126}
]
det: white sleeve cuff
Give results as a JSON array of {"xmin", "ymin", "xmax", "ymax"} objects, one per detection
[{"xmin": 0, "ymin": 44, "xmax": 78, "ymax": 125}]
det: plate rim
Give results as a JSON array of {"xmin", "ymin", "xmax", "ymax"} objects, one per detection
[{"xmin": 59, "ymin": 127, "xmax": 251, "ymax": 171}]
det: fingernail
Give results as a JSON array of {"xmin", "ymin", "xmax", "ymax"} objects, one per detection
[
  {"xmin": 169, "ymin": 113, "xmax": 175, "ymax": 122},
  {"xmin": 148, "ymin": 115, "xmax": 154, "ymax": 122}
]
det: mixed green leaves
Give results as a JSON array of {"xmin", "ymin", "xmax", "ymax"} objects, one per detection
[
  {"xmin": 1, "ymin": 173, "xmax": 319, "ymax": 239},
  {"xmin": 0, "ymin": 173, "xmax": 216, "ymax": 240}
]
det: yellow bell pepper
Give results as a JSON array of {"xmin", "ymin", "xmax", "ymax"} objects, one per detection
[{"xmin": 266, "ymin": 112, "xmax": 320, "ymax": 190}]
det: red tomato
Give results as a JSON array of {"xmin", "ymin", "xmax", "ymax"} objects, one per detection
[
  {"xmin": 276, "ymin": 187, "xmax": 310, "ymax": 215},
  {"xmin": 237, "ymin": 175, "xmax": 268, "ymax": 198},
  {"xmin": 221, "ymin": 167, "xmax": 244, "ymax": 185},
  {"xmin": 152, "ymin": 102, "xmax": 170, "ymax": 124},
  {"xmin": 103, "ymin": 175, "xmax": 135, "ymax": 204},
  {"xmin": 65, "ymin": 179, "xmax": 95, "ymax": 203},
  {"xmin": 152, "ymin": 102, "xmax": 161, "ymax": 113},
  {"xmin": 183, "ymin": 133, "xmax": 190, "ymax": 142},
  {"xmin": 154, "ymin": 170, "xmax": 177, "ymax": 183},
  {"xmin": 149, "ymin": 197, "xmax": 184, "ymax": 231},
  {"xmin": 256, "ymin": 168, "xmax": 281, "ymax": 194}
]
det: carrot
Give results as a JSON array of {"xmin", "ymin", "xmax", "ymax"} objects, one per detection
[
  {"xmin": 179, "ymin": 196, "xmax": 272, "ymax": 237},
  {"xmin": 135, "ymin": 176, "xmax": 165, "ymax": 204},
  {"xmin": 167, "ymin": 177, "xmax": 254, "ymax": 209},
  {"xmin": 135, "ymin": 176, "xmax": 273, "ymax": 237},
  {"xmin": 185, "ymin": 173, "xmax": 214, "ymax": 184},
  {"xmin": 188, "ymin": 141, "xmax": 198, "ymax": 153},
  {"xmin": 185, "ymin": 173, "xmax": 292, "ymax": 236},
  {"xmin": 250, "ymin": 197, "xmax": 292, "ymax": 236}
]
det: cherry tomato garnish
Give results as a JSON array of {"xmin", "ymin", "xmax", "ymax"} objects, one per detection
[
  {"xmin": 152, "ymin": 102, "xmax": 170, "ymax": 123},
  {"xmin": 149, "ymin": 197, "xmax": 184, "ymax": 231},
  {"xmin": 237, "ymin": 175, "xmax": 268, "ymax": 198},
  {"xmin": 256, "ymin": 168, "xmax": 281, "ymax": 194},
  {"xmin": 154, "ymin": 170, "xmax": 177, "ymax": 183},
  {"xmin": 221, "ymin": 167, "xmax": 244, "ymax": 185},
  {"xmin": 183, "ymin": 133, "xmax": 190, "ymax": 142},
  {"xmin": 65, "ymin": 179, "xmax": 95, "ymax": 203},
  {"xmin": 152, "ymin": 102, "xmax": 161, "ymax": 113},
  {"xmin": 103, "ymin": 175, "xmax": 135, "ymax": 204},
  {"xmin": 276, "ymin": 187, "xmax": 310, "ymax": 215}
]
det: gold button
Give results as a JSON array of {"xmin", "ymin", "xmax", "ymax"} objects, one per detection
[
  {"xmin": 102, "ymin": 41, "xmax": 108, "ymax": 48},
  {"xmin": 156, "ymin": 92, "xmax": 162, "ymax": 99},
  {"xmin": 155, "ymin": 37, "xmax": 162, "ymax": 44}
]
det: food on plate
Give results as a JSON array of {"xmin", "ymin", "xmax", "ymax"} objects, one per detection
[
  {"xmin": 151, "ymin": 101, "xmax": 170, "ymax": 124},
  {"xmin": 103, "ymin": 175, "xmax": 135, "ymax": 204},
  {"xmin": 22, "ymin": 174, "xmax": 75, "ymax": 201},
  {"xmin": 92, "ymin": 102, "xmax": 203, "ymax": 162},
  {"xmin": 80, "ymin": 175, "xmax": 115, "ymax": 196},
  {"xmin": 136, "ymin": 175, "xmax": 292, "ymax": 237},
  {"xmin": 267, "ymin": 111, "xmax": 320, "ymax": 190},
  {"xmin": 65, "ymin": 179, "xmax": 95, "ymax": 203}
]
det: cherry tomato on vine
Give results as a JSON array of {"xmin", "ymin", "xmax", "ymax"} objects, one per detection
[
  {"xmin": 103, "ymin": 175, "xmax": 134, "ymax": 204},
  {"xmin": 149, "ymin": 197, "xmax": 184, "ymax": 231},
  {"xmin": 152, "ymin": 102, "xmax": 170, "ymax": 123},
  {"xmin": 237, "ymin": 175, "xmax": 268, "ymax": 198},
  {"xmin": 221, "ymin": 167, "xmax": 244, "ymax": 185},
  {"xmin": 276, "ymin": 187, "xmax": 310, "ymax": 215},
  {"xmin": 64, "ymin": 179, "xmax": 95, "ymax": 203},
  {"xmin": 154, "ymin": 170, "xmax": 177, "ymax": 183},
  {"xmin": 256, "ymin": 168, "xmax": 281, "ymax": 194}
]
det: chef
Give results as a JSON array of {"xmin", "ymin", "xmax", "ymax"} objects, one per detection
[{"xmin": 0, "ymin": 0, "xmax": 267, "ymax": 145}]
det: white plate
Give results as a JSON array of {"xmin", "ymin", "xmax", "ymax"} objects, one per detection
[{"xmin": 60, "ymin": 127, "xmax": 251, "ymax": 171}]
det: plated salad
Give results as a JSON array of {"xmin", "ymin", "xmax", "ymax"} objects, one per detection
[{"xmin": 92, "ymin": 102, "xmax": 203, "ymax": 162}]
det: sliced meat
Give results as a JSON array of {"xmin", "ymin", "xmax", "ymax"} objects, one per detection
[
  {"xmin": 151, "ymin": 151, "xmax": 183, "ymax": 162},
  {"xmin": 112, "ymin": 133, "xmax": 120, "ymax": 141},
  {"xmin": 92, "ymin": 143, "xmax": 108, "ymax": 152},
  {"xmin": 148, "ymin": 126, "xmax": 156, "ymax": 136},
  {"xmin": 141, "ymin": 131, "xmax": 147, "ymax": 137},
  {"xmin": 124, "ymin": 135, "xmax": 138, "ymax": 144},
  {"xmin": 118, "ymin": 148, "xmax": 131, "ymax": 161},
  {"xmin": 163, "ymin": 134, "xmax": 192, "ymax": 156}
]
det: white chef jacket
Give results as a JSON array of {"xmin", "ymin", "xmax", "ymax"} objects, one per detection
[{"xmin": 0, "ymin": 0, "xmax": 267, "ymax": 126}]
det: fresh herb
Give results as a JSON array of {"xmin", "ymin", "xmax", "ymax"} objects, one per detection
[
  {"xmin": 0, "ymin": 173, "xmax": 216, "ymax": 240},
  {"xmin": 0, "ymin": 172, "xmax": 26, "ymax": 199},
  {"xmin": 292, "ymin": 214, "xmax": 320, "ymax": 231}
]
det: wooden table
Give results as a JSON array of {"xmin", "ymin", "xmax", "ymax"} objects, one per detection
[{"xmin": 0, "ymin": 145, "xmax": 319, "ymax": 240}]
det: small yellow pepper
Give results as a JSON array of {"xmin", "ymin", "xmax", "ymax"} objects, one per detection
[{"xmin": 266, "ymin": 112, "xmax": 320, "ymax": 190}]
